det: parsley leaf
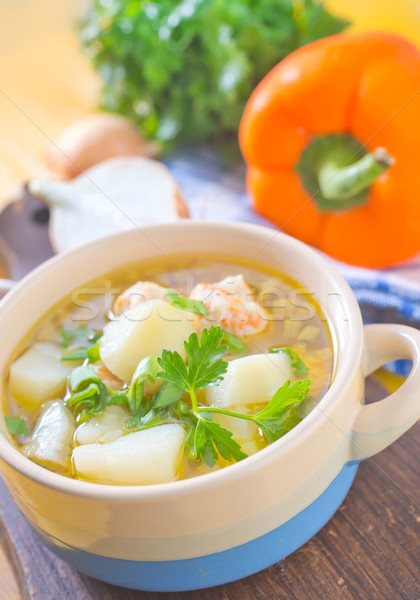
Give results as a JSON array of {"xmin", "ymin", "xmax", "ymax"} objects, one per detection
[
  {"xmin": 153, "ymin": 382, "xmax": 185, "ymax": 409},
  {"xmin": 125, "ymin": 383, "xmax": 183, "ymax": 430},
  {"xmin": 270, "ymin": 347, "xmax": 309, "ymax": 376},
  {"xmin": 61, "ymin": 327, "xmax": 103, "ymax": 364},
  {"xmin": 59, "ymin": 326, "xmax": 102, "ymax": 348},
  {"xmin": 223, "ymin": 330, "xmax": 247, "ymax": 355},
  {"xmin": 127, "ymin": 356, "xmax": 159, "ymax": 416},
  {"xmin": 190, "ymin": 416, "xmax": 247, "ymax": 466},
  {"xmin": 86, "ymin": 343, "xmax": 101, "ymax": 364},
  {"xmin": 165, "ymin": 289, "xmax": 209, "ymax": 316},
  {"xmin": 186, "ymin": 417, "xmax": 217, "ymax": 466},
  {"xmin": 157, "ymin": 326, "xmax": 228, "ymax": 405},
  {"xmin": 62, "ymin": 348, "xmax": 90, "ymax": 363},
  {"xmin": 5, "ymin": 416, "xmax": 29, "ymax": 436},
  {"xmin": 251, "ymin": 379, "xmax": 311, "ymax": 443},
  {"xmin": 66, "ymin": 366, "xmax": 108, "ymax": 423}
]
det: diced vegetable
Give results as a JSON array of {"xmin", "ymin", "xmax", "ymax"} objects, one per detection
[
  {"xmin": 283, "ymin": 320, "xmax": 302, "ymax": 339},
  {"xmin": 23, "ymin": 401, "xmax": 75, "ymax": 469},
  {"xmin": 298, "ymin": 326, "xmax": 320, "ymax": 342},
  {"xmin": 206, "ymin": 353, "xmax": 293, "ymax": 409},
  {"xmin": 100, "ymin": 299, "xmax": 196, "ymax": 382},
  {"xmin": 9, "ymin": 343, "xmax": 72, "ymax": 407},
  {"xmin": 72, "ymin": 424, "xmax": 187, "ymax": 485},
  {"xmin": 74, "ymin": 405, "xmax": 129, "ymax": 445}
]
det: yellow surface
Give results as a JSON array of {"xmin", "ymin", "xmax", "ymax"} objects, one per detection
[
  {"xmin": 326, "ymin": 0, "xmax": 420, "ymax": 47},
  {"xmin": 374, "ymin": 368, "xmax": 405, "ymax": 393},
  {"xmin": 0, "ymin": 0, "xmax": 99, "ymax": 209}
]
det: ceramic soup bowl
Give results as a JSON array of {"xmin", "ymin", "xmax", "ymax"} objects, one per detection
[{"xmin": 0, "ymin": 222, "xmax": 419, "ymax": 592}]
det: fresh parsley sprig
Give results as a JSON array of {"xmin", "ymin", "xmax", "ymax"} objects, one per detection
[
  {"xmin": 157, "ymin": 326, "xmax": 247, "ymax": 464},
  {"xmin": 197, "ymin": 379, "xmax": 311, "ymax": 444},
  {"xmin": 157, "ymin": 326, "xmax": 228, "ymax": 411},
  {"xmin": 157, "ymin": 326, "xmax": 311, "ymax": 465}
]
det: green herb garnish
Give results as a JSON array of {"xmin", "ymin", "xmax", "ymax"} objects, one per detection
[
  {"xmin": 59, "ymin": 326, "xmax": 101, "ymax": 348},
  {"xmin": 125, "ymin": 383, "xmax": 184, "ymax": 430},
  {"xmin": 64, "ymin": 326, "xmax": 312, "ymax": 468},
  {"xmin": 270, "ymin": 347, "xmax": 309, "ymax": 376},
  {"xmin": 165, "ymin": 289, "xmax": 209, "ymax": 317},
  {"xmin": 153, "ymin": 382, "xmax": 185, "ymax": 409},
  {"xmin": 186, "ymin": 413, "xmax": 247, "ymax": 467},
  {"xmin": 156, "ymin": 326, "xmax": 311, "ymax": 466},
  {"xmin": 157, "ymin": 326, "xmax": 227, "ymax": 409},
  {"xmin": 5, "ymin": 416, "xmax": 29, "ymax": 436},
  {"xmin": 223, "ymin": 330, "xmax": 247, "ymax": 355},
  {"xmin": 197, "ymin": 379, "xmax": 311, "ymax": 444},
  {"xmin": 60, "ymin": 327, "xmax": 103, "ymax": 364},
  {"xmin": 62, "ymin": 348, "xmax": 90, "ymax": 362},
  {"xmin": 245, "ymin": 379, "xmax": 311, "ymax": 443},
  {"xmin": 127, "ymin": 356, "xmax": 159, "ymax": 416},
  {"xmin": 66, "ymin": 366, "xmax": 109, "ymax": 423},
  {"xmin": 156, "ymin": 326, "xmax": 246, "ymax": 464},
  {"xmin": 86, "ymin": 343, "xmax": 101, "ymax": 364}
]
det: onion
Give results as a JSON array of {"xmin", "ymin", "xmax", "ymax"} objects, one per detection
[{"xmin": 45, "ymin": 113, "xmax": 159, "ymax": 179}]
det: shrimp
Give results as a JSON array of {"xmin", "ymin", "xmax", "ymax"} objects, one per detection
[
  {"xmin": 189, "ymin": 274, "xmax": 269, "ymax": 337},
  {"xmin": 113, "ymin": 281, "xmax": 168, "ymax": 316}
]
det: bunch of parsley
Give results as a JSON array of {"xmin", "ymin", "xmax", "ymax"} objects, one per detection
[{"xmin": 79, "ymin": 0, "xmax": 348, "ymax": 159}]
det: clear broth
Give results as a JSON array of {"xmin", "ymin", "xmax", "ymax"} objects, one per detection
[{"xmin": 4, "ymin": 253, "xmax": 334, "ymax": 482}]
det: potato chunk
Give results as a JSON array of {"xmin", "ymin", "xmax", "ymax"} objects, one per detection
[
  {"xmin": 75, "ymin": 406, "xmax": 129, "ymax": 445},
  {"xmin": 206, "ymin": 353, "xmax": 293, "ymax": 408},
  {"xmin": 9, "ymin": 342, "xmax": 72, "ymax": 407},
  {"xmin": 100, "ymin": 299, "xmax": 196, "ymax": 382},
  {"xmin": 23, "ymin": 400, "xmax": 75, "ymax": 470},
  {"xmin": 72, "ymin": 424, "xmax": 187, "ymax": 485}
]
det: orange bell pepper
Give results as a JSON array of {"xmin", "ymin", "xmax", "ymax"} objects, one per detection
[{"xmin": 239, "ymin": 32, "xmax": 420, "ymax": 268}]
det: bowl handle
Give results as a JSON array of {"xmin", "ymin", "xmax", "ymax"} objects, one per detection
[{"xmin": 350, "ymin": 323, "xmax": 420, "ymax": 460}]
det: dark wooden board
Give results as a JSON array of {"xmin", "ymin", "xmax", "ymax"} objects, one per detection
[{"xmin": 0, "ymin": 377, "xmax": 419, "ymax": 600}]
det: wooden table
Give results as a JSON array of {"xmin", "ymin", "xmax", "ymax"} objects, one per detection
[{"xmin": 1, "ymin": 377, "xmax": 419, "ymax": 600}]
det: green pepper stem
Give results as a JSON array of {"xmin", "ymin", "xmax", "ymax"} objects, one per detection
[{"xmin": 318, "ymin": 147, "xmax": 394, "ymax": 201}]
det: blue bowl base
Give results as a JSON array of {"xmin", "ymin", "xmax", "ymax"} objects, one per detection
[{"xmin": 34, "ymin": 462, "xmax": 358, "ymax": 592}]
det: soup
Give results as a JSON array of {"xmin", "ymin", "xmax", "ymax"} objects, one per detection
[{"xmin": 3, "ymin": 254, "xmax": 333, "ymax": 485}]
